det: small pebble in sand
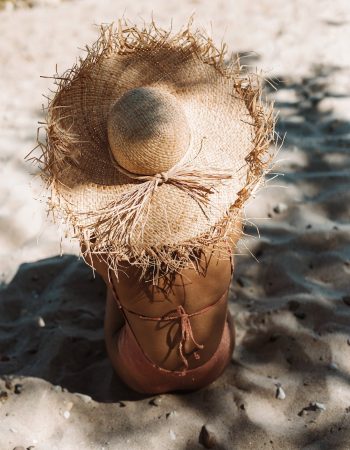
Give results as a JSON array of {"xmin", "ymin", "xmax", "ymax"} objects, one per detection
[
  {"xmin": 14, "ymin": 384, "xmax": 23, "ymax": 394},
  {"xmin": 199, "ymin": 425, "xmax": 217, "ymax": 449},
  {"xmin": 311, "ymin": 402, "xmax": 326, "ymax": 411},
  {"xmin": 74, "ymin": 392, "xmax": 92, "ymax": 403},
  {"xmin": 329, "ymin": 362, "xmax": 338, "ymax": 370},
  {"xmin": 37, "ymin": 316, "xmax": 45, "ymax": 327},
  {"xmin": 169, "ymin": 430, "xmax": 176, "ymax": 441},
  {"xmin": 298, "ymin": 402, "xmax": 327, "ymax": 416},
  {"xmin": 165, "ymin": 411, "xmax": 177, "ymax": 419},
  {"xmin": 276, "ymin": 386, "xmax": 286, "ymax": 400},
  {"xmin": 12, "ymin": 447, "xmax": 25, "ymax": 450},
  {"xmin": 273, "ymin": 203, "xmax": 288, "ymax": 214},
  {"xmin": 149, "ymin": 397, "xmax": 162, "ymax": 406},
  {"xmin": 63, "ymin": 410, "xmax": 70, "ymax": 419}
]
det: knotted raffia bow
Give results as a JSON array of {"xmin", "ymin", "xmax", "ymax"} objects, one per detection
[{"xmin": 84, "ymin": 158, "xmax": 234, "ymax": 246}]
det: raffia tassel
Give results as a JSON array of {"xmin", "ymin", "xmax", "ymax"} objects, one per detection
[{"xmin": 81, "ymin": 166, "xmax": 234, "ymax": 246}]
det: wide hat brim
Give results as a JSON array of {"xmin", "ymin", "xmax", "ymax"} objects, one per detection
[{"xmin": 37, "ymin": 20, "xmax": 275, "ymax": 279}]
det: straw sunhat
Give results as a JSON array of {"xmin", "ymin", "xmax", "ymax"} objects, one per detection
[{"xmin": 35, "ymin": 20, "xmax": 275, "ymax": 280}]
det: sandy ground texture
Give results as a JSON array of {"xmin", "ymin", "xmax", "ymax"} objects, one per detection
[{"xmin": 1, "ymin": 0, "xmax": 350, "ymax": 449}]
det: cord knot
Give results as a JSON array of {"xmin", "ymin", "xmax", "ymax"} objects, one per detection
[
  {"xmin": 175, "ymin": 305, "xmax": 204, "ymax": 371},
  {"xmin": 155, "ymin": 171, "xmax": 169, "ymax": 183}
]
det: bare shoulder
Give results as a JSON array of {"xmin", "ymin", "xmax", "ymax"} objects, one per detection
[{"xmin": 79, "ymin": 213, "xmax": 242, "ymax": 298}]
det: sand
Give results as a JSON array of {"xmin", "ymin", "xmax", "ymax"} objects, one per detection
[{"xmin": 0, "ymin": 0, "xmax": 350, "ymax": 449}]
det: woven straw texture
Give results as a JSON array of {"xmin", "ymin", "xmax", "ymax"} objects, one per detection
[{"xmin": 34, "ymin": 20, "xmax": 275, "ymax": 280}]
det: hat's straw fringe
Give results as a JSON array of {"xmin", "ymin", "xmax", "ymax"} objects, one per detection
[
  {"xmin": 81, "ymin": 166, "xmax": 233, "ymax": 249},
  {"xmin": 36, "ymin": 19, "xmax": 276, "ymax": 284}
]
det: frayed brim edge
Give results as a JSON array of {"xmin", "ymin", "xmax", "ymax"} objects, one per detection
[{"xmin": 28, "ymin": 18, "xmax": 277, "ymax": 283}]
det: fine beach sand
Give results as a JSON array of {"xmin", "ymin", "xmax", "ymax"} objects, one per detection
[{"xmin": 1, "ymin": 0, "xmax": 350, "ymax": 449}]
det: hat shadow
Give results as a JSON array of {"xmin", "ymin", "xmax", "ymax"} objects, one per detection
[{"xmin": 0, "ymin": 254, "xmax": 145, "ymax": 402}]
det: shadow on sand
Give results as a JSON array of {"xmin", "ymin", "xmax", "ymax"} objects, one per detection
[
  {"xmin": 0, "ymin": 254, "xmax": 145, "ymax": 402},
  {"xmin": 1, "ymin": 64, "xmax": 350, "ymax": 447}
]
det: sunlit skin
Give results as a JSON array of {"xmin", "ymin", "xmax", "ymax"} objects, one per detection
[{"xmin": 81, "ymin": 217, "xmax": 242, "ymax": 373}]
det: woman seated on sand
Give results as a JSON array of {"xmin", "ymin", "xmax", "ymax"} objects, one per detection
[{"xmin": 37, "ymin": 21, "xmax": 274, "ymax": 394}]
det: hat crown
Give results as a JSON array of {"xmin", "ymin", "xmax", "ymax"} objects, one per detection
[{"xmin": 107, "ymin": 87, "xmax": 190, "ymax": 175}]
